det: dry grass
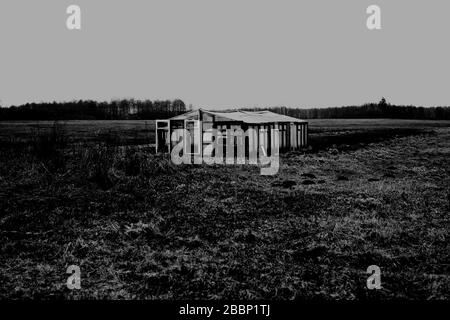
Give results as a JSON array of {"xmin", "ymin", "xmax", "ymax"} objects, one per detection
[{"xmin": 0, "ymin": 121, "xmax": 449, "ymax": 300}]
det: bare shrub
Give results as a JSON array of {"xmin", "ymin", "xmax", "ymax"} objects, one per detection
[
  {"xmin": 141, "ymin": 153, "xmax": 176, "ymax": 177},
  {"xmin": 31, "ymin": 121, "xmax": 68, "ymax": 171},
  {"xmin": 116, "ymin": 147, "xmax": 175, "ymax": 177},
  {"xmin": 79, "ymin": 144, "xmax": 119, "ymax": 189}
]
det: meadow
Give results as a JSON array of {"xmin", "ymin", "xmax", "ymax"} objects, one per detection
[
  {"xmin": 1, "ymin": 118, "xmax": 449, "ymax": 148},
  {"xmin": 0, "ymin": 119, "xmax": 448, "ymax": 299},
  {"xmin": 0, "ymin": 120, "xmax": 155, "ymax": 147}
]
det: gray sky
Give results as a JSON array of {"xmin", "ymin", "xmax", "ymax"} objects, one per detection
[{"xmin": 0, "ymin": 0, "xmax": 449, "ymax": 109}]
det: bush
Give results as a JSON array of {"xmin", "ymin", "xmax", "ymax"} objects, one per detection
[
  {"xmin": 31, "ymin": 121, "xmax": 68, "ymax": 171},
  {"xmin": 80, "ymin": 144, "xmax": 119, "ymax": 189},
  {"xmin": 117, "ymin": 147, "xmax": 175, "ymax": 177},
  {"xmin": 77, "ymin": 144, "xmax": 175, "ymax": 189}
]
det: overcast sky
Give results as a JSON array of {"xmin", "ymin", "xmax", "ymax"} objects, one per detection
[{"xmin": 0, "ymin": 0, "xmax": 449, "ymax": 109}]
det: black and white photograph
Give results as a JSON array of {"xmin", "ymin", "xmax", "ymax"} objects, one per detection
[{"xmin": 0, "ymin": 0, "xmax": 448, "ymax": 316}]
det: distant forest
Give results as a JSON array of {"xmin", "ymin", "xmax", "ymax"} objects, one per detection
[
  {"xmin": 242, "ymin": 98, "xmax": 450, "ymax": 120},
  {"xmin": 0, "ymin": 99, "xmax": 187, "ymax": 120},
  {"xmin": 1, "ymin": 98, "xmax": 450, "ymax": 120}
]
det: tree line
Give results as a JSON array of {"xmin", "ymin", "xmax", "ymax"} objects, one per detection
[
  {"xmin": 242, "ymin": 98, "xmax": 450, "ymax": 120},
  {"xmin": 0, "ymin": 99, "xmax": 187, "ymax": 120},
  {"xmin": 1, "ymin": 98, "xmax": 450, "ymax": 120}
]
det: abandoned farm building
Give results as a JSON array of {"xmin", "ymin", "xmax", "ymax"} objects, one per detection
[{"xmin": 155, "ymin": 109, "xmax": 308, "ymax": 157}]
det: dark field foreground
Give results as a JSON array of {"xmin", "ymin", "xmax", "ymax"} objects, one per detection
[{"xmin": 0, "ymin": 122, "xmax": 449, "ymax": 299}]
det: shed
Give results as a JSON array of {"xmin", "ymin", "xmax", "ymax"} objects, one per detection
[{"xmin": 155, "ymin": 109, "xmax": 308, "ymax": 157}]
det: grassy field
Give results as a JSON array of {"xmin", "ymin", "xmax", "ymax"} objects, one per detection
[
  {"xmin": 0, "ymin": 120, "xmax": 156, "ymax": 147},
  {"xmin": 1, "ymin": 118, "xmax": 450, "ymax": 147},
  {"xmin": 308, "ymin": 118, "xmax": 450, "ymax": 130},
  {"xmin": 0, "ymin": 119, "xmax": 449, "ymax": 299}
]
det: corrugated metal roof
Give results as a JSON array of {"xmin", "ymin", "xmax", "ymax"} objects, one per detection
[
  {"xmin": 169, "ymin": 109, "xmax": 307, "ymax": 124},
  {"xmin": 169, "ymin": 110, "xmax": 199, "ymax": 121}
]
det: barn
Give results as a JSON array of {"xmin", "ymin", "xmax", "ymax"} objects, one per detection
[{"xmin": 155, "ymin": 109, "xmax": 308, "ymax": 158}]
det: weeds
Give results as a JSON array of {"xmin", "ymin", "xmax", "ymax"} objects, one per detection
[
  {"xmin": 0, "ymin": 121, "xmax": 448, "ymax": 299},
  {"xmin": 79, "ymin": 144, "xmax": 118, "ymax": 189},
  {"xmin": 29, "ymin": 121, "xmax": 68, "ymax": 172}
]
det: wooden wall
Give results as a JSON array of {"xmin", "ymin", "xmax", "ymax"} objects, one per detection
[{"xmin": 162, "ymin": 117, "xmax": 308, "ymax": 157}]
